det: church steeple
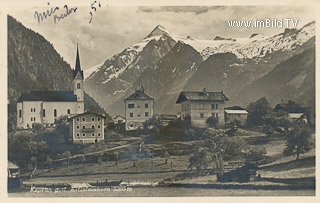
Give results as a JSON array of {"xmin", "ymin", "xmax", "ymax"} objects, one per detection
[
  {"xmin": 73, "ymin": 40, "xmax": 84, "ymax": 79},
  {"xmin": 72, "ymin": 40, "xmax": 84, "ymax": 103}
]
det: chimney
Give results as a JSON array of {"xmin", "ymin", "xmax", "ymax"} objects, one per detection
[{"xmin": 140, "ymin": 86, "xmax": 144, "ymax": 93}]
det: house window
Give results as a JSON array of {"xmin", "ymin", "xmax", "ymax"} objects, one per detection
[
  {"xmin": 77, "ymin": 83, "xmax": 81, "ymax": 89},
  {"xmin": 216, "ymin": 113, "xmax": 219, "ymax": 118},
  {"xmin": 43, "ymin": 109, "xmax": 46, "ymax": 117},
  {"xmin": 200, "ymin": 104, "xmax": 204, "ymax": 109},
  {"xmin": 82, "ymin": 117, "xmax": 86, "ymax": 122},
  {"xmin": 97, "ymin": 117, "xmax": 101, "ymax": 121},
  {"xmin": 31, "ymin": 117, "xmax": 33, "ymax": 121},
  {"xmin": 82, "ymin": 133, "xmax": 86, "ymax": 137},
  {"xmin": 91, "ymin": 133, "xmax": 95, "ymax": 137},
  {"xmin": 82, "ymin": 126, "xmax": 85, "ymax": 129},
  {"xmin": 137, "ymin": 104, "xmax": 140, "ymax": 108},
  {"xmin": 145, "ymin": 103, "xmax": 148, "ymax": 108},
  {"xmin": 130, "ymin": 112, "xmax": 133, "ymax": 118},
  {"xmin": 145, "ymin": 112, "xmax": 149, "ymax": 117},
  {"xmin": 212, "ymin": 113, "xmax": 215, "ymax": 118},
  {"xmin": 128, "ymin": 104, "xmax": 134, "ymax": 108},
  {"xmin": 34, "ymin": 117, "xmax": 36, "ymax": 122},
  {"xmin": 216, "ymin": 104, "xmax": 218, "ymax": 109},
  {"xmin": 19, "ymin": 110, "xmax": 21, "ymax": 118},
  {"xmin": 31, "ymin": 108, "xmax": 33, "ymax": 112},
  {"xmin": 98, "ymin": 125, "xmax": 101, "ymax": 129},
  {"xmin": 130, "ymin": 124, "xmax": 134, "ymax": 128},
  {"xmin": 76, "ymin": 133, "xmax": 80, "ymax": 137},
  {"xmin": 98, "ymin": 133, "xmax": 101, "ymax": 137},
  {"xmin": 33, "ymin": 108, "xmax": 36, "ymax": 112},
  {"xmin": 211, "ymin": 104, "xmax": 215, "ymax": 109},
  {"xmin": 67, "ymin": 109, "xmax": 70, "ymax": 114},
  {"xmin": 76, "ymin": 117, "xmax": 80, "ymax": 122},
  {"xmin": 27, "ymin": 124, "xmax": 29, "ymax": 128},
  {"xmin": 54, "ymin": 109, "xmax": 57, "ymax": 117},
  {"xmin": 137, "ymin": 113, "xmax": 140, "ymax": 117},
  {"xmin": 77, "ymin": 125, "xmax": 80, "ymax": 129},
  {"xmin": 200, "ymin": 113, "xmax": 204, "ymax": 118},
  {"xmin": 92, "ymin": 117, "xmax": 95, "ymax": 122},
  {"xmin": 92, "ymin": 125, "xmax": 95, "ymax": 129}
]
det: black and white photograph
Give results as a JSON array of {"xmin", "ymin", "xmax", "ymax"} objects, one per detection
[{"xmin": 3, "ymin": 0, "xmax": 317, "ymax": 198}]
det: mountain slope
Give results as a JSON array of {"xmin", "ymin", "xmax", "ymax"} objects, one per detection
[
  {"xmin": 85, "ymin": 22, "xmax": 315, "ymax": 117},
  {"xmin": 8, "ymin": 15, "xmax": 105, "ymax": 131}
]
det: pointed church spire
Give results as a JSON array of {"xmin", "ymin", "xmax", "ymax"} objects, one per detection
[{"xmin": 73, "ymin": 39, "xmax": 84, "ymax": 79}]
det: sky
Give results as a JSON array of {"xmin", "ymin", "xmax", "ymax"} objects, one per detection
[{"xmin": 8, "ymin": 4, "xmax": 315, "ymax": 70}]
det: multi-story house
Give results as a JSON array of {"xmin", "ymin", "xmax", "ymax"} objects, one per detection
[
  {"xmin": 124, "ymin": 86, "xmax": 154, "ymax": 131},
  {"xmin": 224, "ymin": 106, "xmax": 249, "ymax": 125},
  {"xmin": 69, "ymin": 111, "xmax": 106, "ymax": 144},
  {"xmin": 16, "ymin": 43, "xmax": 85, "ymax": 129},
  {"xmin": 176, "ymin": 88, "xmax": 229, "ymax": 127}
]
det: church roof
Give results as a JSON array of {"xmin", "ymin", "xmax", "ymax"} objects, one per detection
[
  {"xmin": 124, "ymin": 87, "xmax": 154, "ymax": 101},
  {"xmin": 69, "ymin": 111, "xmax": 107, "ymax": 119},
  {"xmin": 176, "ymin": 91, "xmax": 229, "ymax": 103},
  {"xmin": 73, "ymin": 42, "xmax": 84, "ymax": 79},
  {"xmin": 17, "ymin": 91, "xmax": 77, "ymax": 102}
]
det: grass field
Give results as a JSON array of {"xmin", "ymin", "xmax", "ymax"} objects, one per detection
[{"xmin": 13, "ymin": 129, "xmax": 315, "ymax": 196}]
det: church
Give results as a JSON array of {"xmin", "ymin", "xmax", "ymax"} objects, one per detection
[{"xmin": 16, "ymin": 43, "xmax": 85, "ymax": 129}]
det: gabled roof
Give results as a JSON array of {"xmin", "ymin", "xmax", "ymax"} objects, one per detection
[
  {"xmin": 17, "ymin": 91, "xmax": 77, "ymax": 102},
  {"xmin": 69, "ymin": 111, "xmax": 107, "ymax": 119},
  {"xmin": 274, "ymin": 102, "xmax": 309, "ymax": 113},
  {"xmin": 176, "ymin": 91, "xmax": 229, "ymax": 103},
  {"xmin": 114, "ymin": 115, "xmax": 125, "ymax": 120},
  {"xmin": 225, "ymin": 106, "xmax": 246, "ymax": 110},
  {"xmin": 8, "ymin": 161, "xmax": 19, "ymax": 169},
  {"xmin": 124, "ymin": 89, "xmax": 154, "ymax": 101}
]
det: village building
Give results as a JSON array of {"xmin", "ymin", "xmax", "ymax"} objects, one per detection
[
  {"xmin": 176, "ymin": 88, "xmax": 229, "ymax": 127},
  {"xmin": 224, "ymin": 106, "xmax": 249, "ymax": 125},
  {"xmin": 16, "ymin": 43, "xmax": 85, "ymax": 129},
  {"xmin": 273, "ymin": 101, "xmax": 310, "ymax": 123},
  {"xmin": 155, "ymin": 114, "xmax": 179, "ymax": 127},
  {"xmin": 219, "ymin": 163, "xmax": 259, "ymax": 183},
  {"xmin": 69, "ymin": 111, "xmax": 106, "ymax": 144},
  {"xmin": 113, "ymin": 114, "xmax": 126, "ymax": 125},
  {"xmin": 124, "ymin": 87, "xmax": 154, "ymax": 131}
]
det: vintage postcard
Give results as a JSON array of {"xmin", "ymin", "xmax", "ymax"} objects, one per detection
[{"xmin": 1, "ymin": 0, "xmax": 318, "ymax": 200}]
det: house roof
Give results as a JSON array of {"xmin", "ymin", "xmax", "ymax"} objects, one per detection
[
  {"xmin": 159, "ymin": 114, "xmax": 178, "ymax": 120},
  {"xmin": 17, "ymin": 91, "xmax": 77, "ymax": 102},
  {"xmin": 225, "ymin": 106, "xmax": 246, "ymax": 110},
  {"xmin": 8, "ymin": 161, "xmax": 19, "ymax": 169},
  {"xmin": 124, "ymin": 88, "xmax": 154, "ymax": 101},
  {"xmin": 176, "ymin": 91, "xmax": 229, "ymax": 104},
  {"xmin": 274, "ymin": 102, "xmax": 309, "ymax": 113},
  {"xmin": 69, "ymin": 111, "xmax": 107, "ymax": 119},
  {"xmin": 225, "ymin": 109, "xmax": 248, "ymax": 114},
  {"xmin": 114, "ymin": 115, "xmax": 125, "ymax": 120}
]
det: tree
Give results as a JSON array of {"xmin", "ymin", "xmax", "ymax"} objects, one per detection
[
  {"xmin": 32, "ymin": 123, "xmax": 45, "ymax": 136},
  {"xmin": 283, "ymin": 123, "xmax": 314, "ymax": 161},
  {"xmin": 206, "ymin": 116, "xmax": 219, "ymax": 128},
  {"xmin": 46, "ymin": 156, "xmax": 53, "ymax": 172},
  {"xmin": 55, "ymin": 116, "xmax": 70, "ymax": 143},
  {"xmin": 247, "ymin": 97, "xmax": 272, "ymax": 126},
  {"xmin": 188, "ymin": 147, "xmax": 211, "ymax": 174},
  {"xmin": 28, "ymin": 156, "xmax": 37, "ymax": 178},
  {"xmin": 62, "ymin": 150, "xmax": 72, "ymax": 165}
]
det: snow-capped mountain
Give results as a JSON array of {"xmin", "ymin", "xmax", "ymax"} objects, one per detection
[{"xmin": 85, "ymin": 22, "xmax": 315, "ymax": 116}]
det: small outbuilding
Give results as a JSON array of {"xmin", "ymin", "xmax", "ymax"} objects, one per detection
[{"xmin": 219, "ymin": 163, "xmax": 259, "ymax": 183}]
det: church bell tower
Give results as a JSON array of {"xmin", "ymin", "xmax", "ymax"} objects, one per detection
[{"xmin": 72, "ymin": 41, "xmax": 84, "ymax": 102}]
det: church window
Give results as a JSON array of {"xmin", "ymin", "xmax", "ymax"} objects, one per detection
[
  {"xmin": 34, "ymin": 108, "xmax": 36, "ymax": 112},
  {"xmin": 31, "ymin": 117, "xmax": 33, "ymax": 121},
  {"xmin": 67, "ymin": 109, "xmax": 70, "ymax": 114},
  {"xmin": 31, "ymin": 108, "xmax": 33, "ymax": 112},
  {"xmin": 128, "ymin": 104, "xmax": 134, "ymax": 108},
  {"xmin": 98, "ymin": 133, "xmax": 101, "ymax": 137},
  {"xmin": 77, "ymin": 83, "xmax": 81, "ymax": 89},
  {"xmin": 43, "ymin": 109, "xmax": 46, "ymax": 117},
  {"xmin": 97, "ymin": 117, "xmax": 101, "ymax": 121},
  {"xmin": 19, "ymin": 110, "xmax": 21, "ymax": 118},
  {"xmin": 54, "ymin": 109, "xmax": 57, "ymax": 117},
  {"xmin": 76, "ymin": 118, "xmax": 80, "ymax": 122}
]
